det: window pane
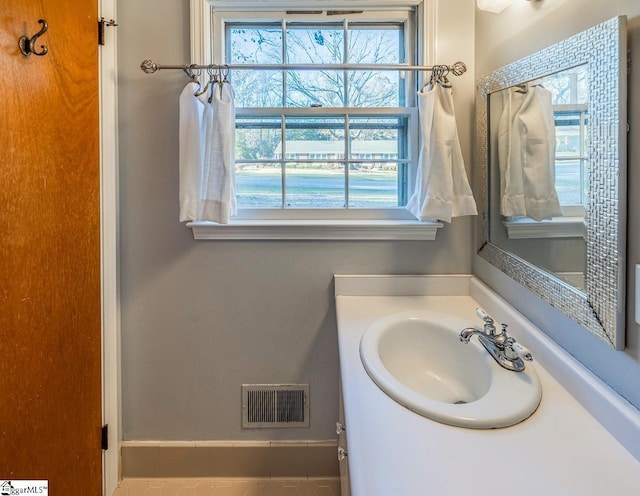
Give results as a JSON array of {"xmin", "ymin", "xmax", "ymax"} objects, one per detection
[
  {"xmin": 285, "ymin": 163, "xmax": 345, "ymax": 208},
  {"xmin": 347, "ymin": 71, "xmax": 401, "ymax": 107},
  {"xmin": 286, "ymin": 24, "xmax": 344, "ymax": 64},
  {"xmin": 284, "ymin": 117, "xmax": 345, "ymax": 208},
  {"xmin": 555, "ymin": 114, "xmax": 582, "ymax": 156},
  {"xmin": 285, "ymin": 117, "xmax": 345, "ymax": 155},
  {"xmin": 236, "ymin": 118, "xmax": 281, "ymax": 160},
  {"xmin": 348, "ymin": 118, "xmax": 404, "ymax": 160},
  {"xmin": 347, "ymin": 24, "xmax": 403, "ymax": 64},
  {"xmin": 348, "ymin": 118, "xmax": 404, "ymax": 207},
  {"xmin": 555, "ymin": 160, "xmax": 583, "ymax": 205},
  {"xmin": 236, "ymin": 162, "xmax": 282, "ymax": 208},
  {"xmin": 286, "ymin": 70, "xmax": 345, "ymax": 107},
  {"xmin": 232, "ymin": 70, "xmax": 283, "ymax": 107},
  {"xmin": 348, "ymin": 163, "xmax": 400, "ymax": 208},
  {"xmin": 349, "ymin": 118, "xmax": 405, "ymax": 160},
  {"xmin": 228, "ymin": 25, "xmax": 283, "ymax": 64}
]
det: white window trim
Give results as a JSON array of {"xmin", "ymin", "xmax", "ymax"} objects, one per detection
[
  {"xmin": 188, "ymin": 219, "xmax": 442, "ymax": 240},
  {"xmin": 503, "ymin": 217, "xmax": 586, "ymax": 239},
  {"xmin": 503, "ymin": 204, "xmax": 585, "ymax": 240},
  {"xmin": 189, "ymin": 0, "xmax": 440, "ymax": 240}
]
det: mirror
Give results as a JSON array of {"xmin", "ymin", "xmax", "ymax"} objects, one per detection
[
  {"xmin": 476, "ymin": 16, "xmax": 627, "ymax": 349},
  {"xmin": 488, "ymin": 64, "xmax": 588, "ymax": 291}
]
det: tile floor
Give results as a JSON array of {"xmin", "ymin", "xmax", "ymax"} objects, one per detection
[{"xmin": 113, "ymin": 478, "xmax": 341, "ymax": 496}]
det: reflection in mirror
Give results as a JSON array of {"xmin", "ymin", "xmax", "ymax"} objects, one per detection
[
  {"xmin": 488, "ymin": 65, "xmax": 588, "ymax": 291},
  {"xmin": 476, "ymin": 16, "xmax": 627, "ymax": 349}
]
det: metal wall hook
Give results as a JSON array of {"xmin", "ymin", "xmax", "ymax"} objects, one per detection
[
  {"xmin": 98, "ymin": 17, "xmax": 118, "ymax": 46},
  {"xmin": 19, "ymin": 19, "xmax": 49, "ymax": 57}
]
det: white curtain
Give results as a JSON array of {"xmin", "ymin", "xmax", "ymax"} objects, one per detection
[
  {"xmin": 179, "ymin": 80, "xmax": 237, "ymax": 224},
  {"xmin": 178, "ymin": 81, "xmax": 204, "ymax": 222},
  {"xmin": 406, "ymin": 84, "xmax": 477, "ymax": 223},
  {"xmin": 498, "ymin": 85, "xmax": 561, "ymax": 221}
]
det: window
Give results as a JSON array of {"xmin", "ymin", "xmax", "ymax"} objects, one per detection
[
  {"xmin": 203, "ymin": 5, "xmax": 431, "ymax": 226},
  {"xmin": 188, "ymin": 1, "xmax": 445, "ymax": 239},
  {"xmin": 546, "ymin": 64, "xmax": 588, "ymax": 212}
]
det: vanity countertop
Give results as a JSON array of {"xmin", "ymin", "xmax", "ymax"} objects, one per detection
[{"xmin": 335, "ymin": 275, "xmax": 640, "ymax": 496}]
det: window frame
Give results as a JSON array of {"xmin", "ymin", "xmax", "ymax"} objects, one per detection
[{"xmin": 189, "ymin": 0, "xmax": 442, "ymax": 239}]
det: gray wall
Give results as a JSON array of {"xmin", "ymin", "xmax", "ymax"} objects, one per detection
[
  {"xmin": 474, "ymin": 0, "xmax": 640, "ymax": 409},
  {"xmin": 117, "ymin": 0, "xmax": 476, "ymax": 440}
]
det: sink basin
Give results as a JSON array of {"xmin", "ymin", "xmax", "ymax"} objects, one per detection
[{"xmin": 359, "ymin": 310, "xmax": 542, "ymax": 429}]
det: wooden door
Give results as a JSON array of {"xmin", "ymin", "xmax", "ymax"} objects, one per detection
[{"xmin": 0, "ymin": 0, "xmax": 102, "ymax": 494}]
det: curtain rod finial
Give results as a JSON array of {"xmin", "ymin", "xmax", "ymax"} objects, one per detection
[
  {"xmin": 140, "ymin": 60, "xmax": 158, "ymax": 74},
  {"xmin": 451, "ymin": 61, "xmax": 467, "ymax": 76}
]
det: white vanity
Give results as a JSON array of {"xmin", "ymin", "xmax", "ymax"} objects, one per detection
[{"xmin": 335, "ymin": 275, "xmax": 640, "ymax": 496}]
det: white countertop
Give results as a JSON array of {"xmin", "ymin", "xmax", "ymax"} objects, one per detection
[{"xmin": 335, "ymin": 276, "xmax": 640, "ymax": 496}]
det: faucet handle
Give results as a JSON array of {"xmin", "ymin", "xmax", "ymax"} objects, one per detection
[
  {"xmin": 505, "ymin": 338, "xmax": 533, "ymax": 362},
  {"xmin": 476, "ymin": 308, "xmax": 496, "ymax": 335},
  {"xmin": 475, "ymin": 308, "xmax": 493, "ymax": 323}
]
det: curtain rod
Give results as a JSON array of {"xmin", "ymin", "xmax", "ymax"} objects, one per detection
[{"xmin": 139, "ymin": 59, "xmax": 467, "ymax": 76}]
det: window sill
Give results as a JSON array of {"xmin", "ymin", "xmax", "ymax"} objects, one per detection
[
  {"xmin": 186, "ymin": 219, "xmax": 443, "ymax": 240},
  {"xmin": 503, "ymin": 217, "xmax": 586, "ymax": 240}
]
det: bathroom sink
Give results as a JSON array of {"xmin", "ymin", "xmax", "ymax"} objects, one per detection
[{"xmin": 359, "ymin": 310, "xmax": 542, "ymax": 429}]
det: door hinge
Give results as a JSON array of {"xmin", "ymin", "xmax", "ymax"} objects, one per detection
[
  {"xmin": 98, "ymin": 17, "xmax": 118, "ymax": 46},
  {"xmin": 101, "ymin": 424, "xmax": 109, "ymax": 451}
]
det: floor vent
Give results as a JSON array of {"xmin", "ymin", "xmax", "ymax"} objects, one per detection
[{"xmin": 242, "ymin": 384, "xmax": 309, "ymax": 428}]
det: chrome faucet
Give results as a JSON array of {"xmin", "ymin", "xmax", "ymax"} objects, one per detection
[{"xmin": 459, "ymin": 308, "xmax": 533, "ymax": 372}]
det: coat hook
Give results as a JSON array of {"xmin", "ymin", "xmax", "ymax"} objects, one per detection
[
  {"xmin": 98, "ymin": 17, "xmax": 118, "ymax": 46},
  {"xmin": 19, "ymin": 19, "xmax": 49, "ymax": 56}
]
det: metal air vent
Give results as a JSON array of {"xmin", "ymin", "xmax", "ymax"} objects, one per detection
[{"xmin": 242, "ymin": 384, "xmax": 309, "ymax": 428}]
